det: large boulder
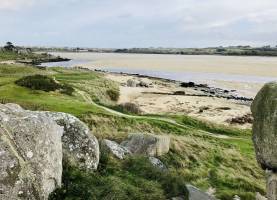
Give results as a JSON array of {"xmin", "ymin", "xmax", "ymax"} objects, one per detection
[
  {"xmin": 100, "ymin": 139, "xmax": 130, "ymax": 159},
  {"xmin": 41, "ymin": 112, "xmax": 99, "ymax": 170},
  {"xmin": 251, "ymin": 82, "xmax": 277, "ymax": 170},
  {"xmin": 0, "ymin": 104, "xmax": 63, "ymax": 200},
  {"xmin": 121, "ymin": 133, "xmax": 170, "ymax": 156}
]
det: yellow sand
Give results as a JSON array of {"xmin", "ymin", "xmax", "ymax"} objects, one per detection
[{"xmin": 106, "ymin": 73, "xmax": 252, "ymax": 129}]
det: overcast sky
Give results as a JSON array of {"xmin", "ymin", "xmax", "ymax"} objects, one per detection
[{"xmin": 0, "ymin": 0, "xmax": 277, "ymax": 48}]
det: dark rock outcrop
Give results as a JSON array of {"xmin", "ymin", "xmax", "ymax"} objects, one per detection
[
  {"xmin": 0, "ymin": 104, "xmax": 63, "ymax": 200},
  {"xmin": 41, "ymin": 112, "xmax": 99, "ymax": 170},
  {"xmin": 0, "ymin": 104, "xmax": 100, "ymax": 200},
  {"xmin": 101, "ymin": 139, "xmax": 130, "ymax": 159},
  {"xmin": 121, "ymin": 133, "xmax": 170, "ymax": 157},
  {"xmin": 148, "ymin": 156, "xmax": 167, "ymax": 171},
  {"xmin": 251, "ymin": 82, "xmax": 277, "ymax": 171}
]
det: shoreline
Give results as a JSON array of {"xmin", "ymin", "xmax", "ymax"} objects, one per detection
[
  {"xmin": 79, "ymin": 67, "xmax": 254, "ymax": 103},
  {"xmin": 100, "ymin": 68, "xmax": 253, "ymax": 128}
]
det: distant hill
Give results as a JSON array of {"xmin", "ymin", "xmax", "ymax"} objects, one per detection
[{"xmin": 29, "ymin": 45, "xmax": 277, "ymax": 56}]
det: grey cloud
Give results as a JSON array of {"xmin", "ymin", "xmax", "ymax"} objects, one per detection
[{"xmin": 0, "ymin": 0, "xmax": 277, "ymax": 47}]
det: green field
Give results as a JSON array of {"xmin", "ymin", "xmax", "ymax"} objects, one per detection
[{"xmin": 0, "ymin": 61, "xmax": 265, "ymax": 199}]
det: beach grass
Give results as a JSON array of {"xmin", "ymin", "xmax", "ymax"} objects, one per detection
[{"xmin": 0, "ymin": 63, "xmax": 265, "ymax": 199}]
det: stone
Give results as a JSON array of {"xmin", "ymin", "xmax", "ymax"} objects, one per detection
[
  {"xmin": 121, "ymin": 133, "xmax": 170, "ymax": 156},
  {"xmin": 101, "ymin": 139, "xmax": 131, "ymax": 159},
  {"xmin": 265, "ymin": 170, "xmax": 277, "ymax": 200},
  {"xmin": 127, "ymin": 79, "xmax": 138, "ymax": 87},
  {"xmin": 233, "ymin": 195, "xmax": 241, "ymax": 200},
  {"xmin": 173, "ymin": 91, "xmax": 186, "ymax": 95},
  {"xmin": 0, "ymin": 103, "xmax": 63, "ymax": 200},
  {"xmin": 148, "ymin": 157, "xmax": 167, "ymax": 171},
  {"xmin": 251, "ymin": 82, "xmax": 277, "ymax": 170},
  {"xmin": 171, "ymin": 197, "xmax": 185, "ymax": 200},
  {"xmin": 256, "ymin": 193, "xmax": 267, "ymax": 200},
  {"xmin": 181, "ymin": 82, "xmax": 195, "ymax": 88},
  {"xmin": 186, "ymin": 185, "xmax": 216, "ymax": 200},
  {"xmin": 137, "ymin": 81, "xmax": 149, "ymax": 88},
  {"xmin": 41, "ymin": 112, "xmax": 99, "ymax": 170}
]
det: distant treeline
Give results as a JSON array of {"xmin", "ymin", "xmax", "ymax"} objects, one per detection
[{"xmin": 30, "ymin": 45, "xmax": 277, "ymax": 56}]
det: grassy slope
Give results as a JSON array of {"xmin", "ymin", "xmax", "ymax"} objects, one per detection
[{"xmin": 0, "ymin": 63, "xmax": 265, "ymax": 200}]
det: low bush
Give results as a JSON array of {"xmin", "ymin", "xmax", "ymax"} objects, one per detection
[
  {"xmin": 118, "ymin": 102, "xmax": 142, "ymax": 114},
  {"xmin": 106, "ymin": 89, "xmax": 120, "ymax": 101},
  {"xmin": 15, "ymin": 75, "xmax": 74, "ymax": 95},
  {"xmin": 123, "ymin": 156, "xmax": 189, "ymax": 198},
  {"xmin": 60, "ymin": 83, "xmax": 75, "ymax": 96},
  {"xmin": 49, "ymin": 155, "xmax": 189, "ymax": 200},
  {"xmin": 15, "ymin": 74, "xmax": 60, "ymax": 92}
]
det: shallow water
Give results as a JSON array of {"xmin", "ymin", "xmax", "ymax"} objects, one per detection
[{"xmin": 41, "ymin": 52, "xmax": 277, "ymax": 83}]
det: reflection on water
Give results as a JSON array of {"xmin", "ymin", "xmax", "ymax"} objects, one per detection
[{"xmin": 39, "ymin": 59, "xmax": 89, "ymax": 68}]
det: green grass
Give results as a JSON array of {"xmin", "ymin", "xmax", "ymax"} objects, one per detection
[
  {"xmin": 144, "ymin": 114, "xmax": 252, "ymax": 137},
  {"xmin": 50, "ymin": 155, "xmax": 189, "ymax": 200},
  {"xmin": 0, "ymin": 64, "xmax": 46, "ymax": 76},
  {"xmin": 0, "ymin": 65, "xmax": 119, "ymax": 116},
  {"xmin": 173, "ymin": 115, "xmax": 252, "ymax": 137},
  {"xmin": 51, "ymin": 67, "xmax": 120, "ymax": 106},
  {"xmin": 0, "ymin": 63, "xmax": 265, "ymax": 199},
  {"xmin": 82, "ymin": 114, "xmax": 265, "ymax": 200},
  {"xmin": 0, "ymin": 83, "xmax": 108, "ymax": 116}
]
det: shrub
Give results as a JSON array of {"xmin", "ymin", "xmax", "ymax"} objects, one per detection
[
  {"xmin": 123, "ymin": 156, "xmax": 189, "ymax": 198},
  {"xmin": 119, "ymin": 102, "xmax": 142, "ymax": 114},
  {"xmin": 49, "ymin": 156, "xmax": 189, "ymax": 200},
  {"xmin": 106, "ymin": 89, "xmax": 120, "ymax": 101},
  {"xmin": 15, "ymin": 75, "xmax": 60, "ymax": 92},
  {"xmin": 60, "ymin": 83, "xmax": 74, "ymax": 96},
  {"xmin": 15, "ymin": 75, "xmax": 74, "ymax": 95}
]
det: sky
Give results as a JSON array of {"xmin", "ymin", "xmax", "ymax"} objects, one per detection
[{"xmin": 0, "ymin": 0, "xmax": 277, "ymax": 48}]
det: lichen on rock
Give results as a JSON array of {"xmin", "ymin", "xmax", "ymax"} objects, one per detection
[
  {"xmin": 251, "ymin": 82, "xmax": 277, "ymax": 171},
  {"xmin": 0, "ymin": 103, "xmax": 100, "ymax": 200},
  {"xmin": 40, "ymin": 111, "xmax": 100, "ymax": 171},
  {"xmin": 0, "ymin": 103, "xmax": 63, "ymax": 200},
  {"xmin": 101, "ymin": 139, "xmax": 130, "ymax": 159},
  {"xmin": 121, "ymin": 133, "xmax": 170, "ymax": 157}
]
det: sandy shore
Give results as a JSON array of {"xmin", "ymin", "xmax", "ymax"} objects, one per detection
[
  {"xmin": 41, "ymin": 52, "xmax": 275, "ymax": 128},
  {"xmin": 105, "ymin": 72, "xmax": 253, "ymax": 129},
  {"xmin": 48, "ymin": 52, "xmax": 276, "ymax": 98}
]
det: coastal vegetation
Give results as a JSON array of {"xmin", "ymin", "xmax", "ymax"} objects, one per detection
[
  {"xmin": 15, "ymin": 74, "xmax": 74, "ymax": 95},
  {"xmin": 32, "ymin": 45, "xmax": 277, "ymax": 57},
  {"xmin": 0, "ymin": 50, "xmax": 265, "ymax": 199},
  {"xmin": 49, "ymin": 156, "xmax": 189, "ymax": 200},
  {"xmin": 0, "ymin": 58, "xmax": 265, "ymax": 199},
  {"xmin": 0, "ymin": 42, "xmax": 69, "ymax": 64}
]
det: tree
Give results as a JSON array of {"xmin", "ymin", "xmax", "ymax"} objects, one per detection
[{"xmin": 4, "ymin": 42, "xmax": 15, "ymax": 51}]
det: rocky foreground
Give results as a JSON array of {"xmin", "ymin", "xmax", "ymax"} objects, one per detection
[{"xmin": 0, "ymin": 103, "xmax": 217, "ymax": 200}]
